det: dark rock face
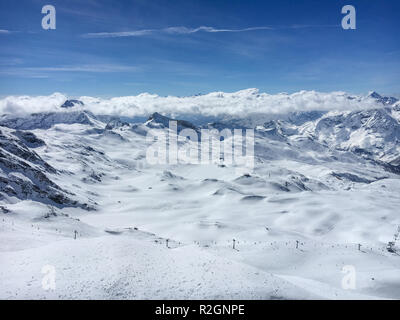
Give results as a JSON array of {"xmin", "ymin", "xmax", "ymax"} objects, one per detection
[
  {"xmin": 331, "ymin": 172, "xmax": 374, "ymax": 184},
  {"xmin": 12, "ymin": 131, "xmax": 45, "ymax": 148},
  {"xmin": 0, "ymin": 126, "xmax": 92, "ymax": 209},
  {"xmin": 0, "ymin": 129, "xmax": 54, "ymax": 172}
]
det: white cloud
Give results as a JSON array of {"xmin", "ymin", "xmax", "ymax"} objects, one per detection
[
  {"xmin": 83, "ymin": 30, "xmax": 154, "ymax": 38},
  {"xmin": 0, "ymin": 89, "xmax": 385, "ymax": 117},
  {"xmin": 82, "ymin": 26, "xmax": 274, "ymax": 38},
  {"xmin": 23, "ymin": 64, "xmax": 139, "ymax": 73},
  {"xmin": 82, "ymin": 25, "xmax": 338, "ymax": 38},
  {"xmin": 0, "ymin": 64, "xmax": 140, "ymax": 78},
  {"xmin": 0, "ymin": 30, "xmax": 10, "ymax": 34},
  {"xmin": 0, "ymin": 93, "xmax": 67, "ymax": 116}
]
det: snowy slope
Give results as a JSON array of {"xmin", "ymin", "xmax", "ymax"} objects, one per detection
[{"xmin": 1, "ymin": 91, "xmax": 400, "ymax": 300}]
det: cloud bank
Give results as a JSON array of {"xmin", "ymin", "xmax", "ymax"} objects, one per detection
[
  {"xmin": 0, "ymin": 92, "xmax": 67, "ymax": 116},
  {"xmin": 0, "ymin": 89, "xmax": 387, "ymax": 118}
]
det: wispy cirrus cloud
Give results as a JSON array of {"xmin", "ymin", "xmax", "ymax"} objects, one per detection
[
  {"xmin": 82, "ymin": 25, "xmax": 339, "ymax": 38},
  {"xmin": 82, "ymin": 26, "xmax": 274, "ymax": 38},
  {"xmin": 23, "ymin": 64, "xmax": 140, "ymax": 73},
  {"xmin": 0, "ymin": 64, "xmax": 140, "ymax": 79},
  {"xmin": 0, "ymin": 29, "xmax": 11, "ymax": 34}
]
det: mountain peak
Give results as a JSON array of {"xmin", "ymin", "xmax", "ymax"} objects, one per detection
[
  {"xmin": 147, "ymin": 112, "xmax": 168, "ymax": 122},
  {"xmin": 61, "ymin": 99, "xmax": 84, "ymax": 108},
  {"xmin": 368, "ymin": 91, "xmax": 398, "ymax": 106},
  {"xmin": 146, "ymin": 112, "xmax": 197, "ymax": 131},
  {"xmin": 368, "ymin": 91, "xmax": 382, "ymax": 99}
]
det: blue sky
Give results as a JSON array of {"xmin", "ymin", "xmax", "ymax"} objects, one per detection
[{"xmin": 0, "ymin": 0, "xmax": 399, "ymax": 97}]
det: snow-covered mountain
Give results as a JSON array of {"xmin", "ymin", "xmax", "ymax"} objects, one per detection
[
  {"xmin": 367, "ymin": 91, "xmax": 398, "ymax": 106},
  {"xmin": 0, "ymin": 110, "xmax": 101, "ymax": 130},
  {"xmin": 61, "ymin": 99, "xmax": 84, "ymax": 109},
  {"xmin": 1, "ymin": 91, "xmax": 400, "ymax": 300},
  {"xmin": 0, "ymin": 126, "xmax": 95, "ymax": 209}
]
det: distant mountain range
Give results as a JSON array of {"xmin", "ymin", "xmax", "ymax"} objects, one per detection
[{"xmin": 0, "ymin": 91, "xmax": 399, "ymax": 209}]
